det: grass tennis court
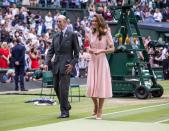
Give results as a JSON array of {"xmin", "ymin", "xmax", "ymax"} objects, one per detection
[{"xmin": 0, "ymin": 81, "xmax": 169, "ymax": 131}]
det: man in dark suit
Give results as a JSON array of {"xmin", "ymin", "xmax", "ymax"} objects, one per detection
[
  {"xmin": 11, "ymin": 38, "xmax": 27, "ymax": 91},
  {"xmin": 45, "ymin": 15, "xmax": 79, "ymax": 118}
]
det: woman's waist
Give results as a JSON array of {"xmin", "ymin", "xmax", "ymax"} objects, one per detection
[{"xmin": 90, "ymin": 54, "xmax": 106, "ymax": 59}]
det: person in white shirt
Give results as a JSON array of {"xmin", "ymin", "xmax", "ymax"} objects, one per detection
[
  {"xmin": 45, "ymin": 11, "xmax": 53, "ymax": 30},
  {"xmin": 10, "ymin": 4, "xmax": 19, "ymax": 17},
  {"xmin": 153, "ymin": 8, "xmax": 163, "ymax": 22}
]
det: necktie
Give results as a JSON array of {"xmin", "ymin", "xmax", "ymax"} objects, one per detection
[{"xmin": 59, "ymin": 31, "xmax": 63, "ymax": 44}]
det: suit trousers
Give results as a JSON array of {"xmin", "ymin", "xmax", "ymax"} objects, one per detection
[
  {"xmin": 14, "ymin": 66, "xmax": 25, "ymax": 90},
  {"xmin": 53, "ymin": 73, "xmax": 71, "ymax": 115}
]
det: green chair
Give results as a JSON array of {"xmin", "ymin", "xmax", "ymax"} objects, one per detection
[
  {"xmin": 69, "ymin": 83, "xmax": 80, "ymax": 102},
  {"xmin": 40, "ymin": 71, "xmax": 54, "ymax": 98}
]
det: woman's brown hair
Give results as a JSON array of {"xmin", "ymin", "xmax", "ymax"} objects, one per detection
[{"xmin": 92, "ymin": 14, "xmax": 108, "ymax": 40}]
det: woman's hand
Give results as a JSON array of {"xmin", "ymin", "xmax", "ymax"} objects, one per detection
[
  {"xmin": 7, "ymin": 59, "xmax": 10, "ymax": 64},
  {"xmin": 93, "ymin": 50, "xmax": 105, "ymax": 55},
  {"xmin": 87, "ymin": 48, "xmax": 95, "ymax": 54}
]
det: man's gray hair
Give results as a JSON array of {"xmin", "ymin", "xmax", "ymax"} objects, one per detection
[{"xmin": 57, "ymin": 15, "xmax": 66, "ymax": 20}]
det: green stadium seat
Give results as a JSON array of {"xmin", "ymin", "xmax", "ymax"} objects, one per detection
[
  {"xmin": 70, "ymin": 83, "xmax": 80, "ymax": 102},
  {"xmin": 40, "ymin": 71, "xmax": 54, "ymax": 99}
]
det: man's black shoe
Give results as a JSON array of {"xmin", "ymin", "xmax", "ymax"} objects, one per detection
[
  {"xmin": 15, "ymin": 88, "xmax": 19, "ymax": 91},
  {"xmin": 57, "ymin": 114, "xmax": 69, "ymax": 118},
  {"xmin": 21, "ymin": 89, "xmax": 28, "ymax": 91},
  {"xmin": 68, "ymin": 105, "xmax": 71, "ymax": 110}
]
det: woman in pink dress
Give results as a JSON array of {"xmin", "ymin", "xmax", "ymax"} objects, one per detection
[{"xmin": 86, "ymin": 14, "xmax": 115, "ymax": 119}]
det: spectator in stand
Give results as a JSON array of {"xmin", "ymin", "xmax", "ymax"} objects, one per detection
[
  {"xmin": 30, "ymin": 48, "xmax": 40, "ymax": 69},
  {"xmin": 22, "ymin": 0, "xmax": 31, "ymax": 7},
  {"xmin": 67, "ymin": 18, "xmax": 74, "ymax": 31},
  {"xmin": 0, "ymin": 9, "xmax": 3, "ymax": 21},
  {"xmin": 39, "ymin": 0, "xmax": 46, "ymax": 7},
  {"xmin": 79, "ymin": 24, "xmax": 86, "ymax": 43},
  {"xmin": 143, "ymin": 9, "xmax": 156, "ymax": 23},
  {"xmin": 69, "ymin": 0, "xmax": 76, "ymax": 8},
  {"xmin": 53, "ymin": 11, "xmax": 61, "ymax": 28},
  {"xmin": 54, "ymin": 0, "xmax": 61, "ymax": 7},
  {"xmin": 81, "ymin": 16, "xmax": 89, "ymax": 28},
  {"xmin": 96, "ymin": 4, "xmax": 104, "ymax": 16},
  {"xmin": 35, "ymin": 20, "xmax": 47, "ymax": 36},
  {"xmin": 3, "ymin": 0, "xmax": 10, "ymax": 7},
  {"xmin": 11, "ymin": 15, "xmax": 21, "ymax": 27},
  {"xmin": 154, "ymin": 0, "xmax": 164, "ymax": 9},
  {"xmin": 61, "ymin": 0, "xmax": 68, "ymax": 8},
  {"xmin": 162, "ymin": 7, "xmax": 169, "ymax": 22},
  {"xmin": 103, "ymin": 8, "xmax": 113, "ymax": 21},
  {"xmin": 167, "ymin": 0, "xmax": 169, "ymax": 7},
  {"xmin": 30, "ymin": 0, "xmax": 37, "ymax": 6},
  {"xmin": 1, "ymin": 69, "xmax": 15, "ymax": 83},
  {"xmin": 116, "ymin": 0, "xmax": 124, "ymax": 6},
  {"xmin": 144, "ymin": 35, "xmax": 152, "ymax": 49},
  {"xmin": 45, "ymin": 11, "xmax": 53, "ymax": 30},
  {"xmin": 78, "ymin": 48, "xmax": 90, "ymax": 78},
  {"xmin": 153, "ymin": 8, "xmax": 163, "ymax": 22},
  {"xmin": 88, "ymin": 4, "xmax": 96, "ymax": 21},
  {"xmin": 27, "ymin": 27, "xmax": 38, "ymax": 44},
  {"xmin": 5, "ymin": 9, "xmax": 13, "ymax": 21},
  {"xmin": 10, "ymin": 4, "xmax": 19, "ymax": 17},
  {"xmin": 76, "ymin": 31, "xmax": 83, "ymax": 48},
  {"xmin": 74, "ymin": 17, "xmax": 81, "ymax": 31},
  {"xmin": 1, "ymin": 25, "xmax": 12, "ymax": 42},
  {"xmin": 80, "ymin": 0, "xmax": 88, "ymax": 9},
  {"xmin": 25, "ymin": 50, "xmax": 31, "ymax": 71},
  {"xmin": 0, "ymin": 42, "xmax": 11, "ymax": 68},
  {"xmin": 162, "ymin": 47, "xmax": 169, "ymax": 79},
  {"xmin": 47, "ymin": 0, "xmax": 53, "ymax": 7}
]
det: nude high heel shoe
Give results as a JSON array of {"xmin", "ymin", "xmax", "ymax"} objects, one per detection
[{"xmin": 96, "ymin": 109, "xmax": 102, "ymax": 120}]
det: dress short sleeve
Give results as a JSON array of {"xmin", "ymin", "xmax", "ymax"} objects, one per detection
[{"xmin": 106, "ymin": 30, "xmax": 114, "ymax": 46}]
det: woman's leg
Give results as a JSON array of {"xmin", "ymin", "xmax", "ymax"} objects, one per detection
[
  {"xmin": 97, "ymin": 98, "xmax": 105, "ymax": 118},
  {"xmin": 92, "ymin": 97, "xmax": 98, "ymax": 115}
]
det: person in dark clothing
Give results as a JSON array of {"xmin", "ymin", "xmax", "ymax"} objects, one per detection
[
  {"xmin": 11, "ymin": 38, "xmax": 28, "ymax": 91},
  {"xmin": 45, "ymin": 15, "xmax": 79, "ymax": 118}
]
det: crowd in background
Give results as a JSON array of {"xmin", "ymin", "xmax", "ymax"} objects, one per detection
[
  {"xmin": 1, "ymin": 0, "xmax": 169, "ymax": 22},
  {"xmin": 0, "ymin": 0, "xmax": 169, "ymax": 84}
]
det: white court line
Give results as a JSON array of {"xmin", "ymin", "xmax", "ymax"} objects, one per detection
[
  {"xmin": 154, "ymin": 118, "xmax": 169, "ymax": 124},
  {"xmin": 85, "ymin": 103, "xmax": 169, "ymax": 119}
]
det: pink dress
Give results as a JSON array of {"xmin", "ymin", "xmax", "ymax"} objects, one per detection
[{"xmin": 86, "ymin": 30, "xmax": 113, "ymax": 98}]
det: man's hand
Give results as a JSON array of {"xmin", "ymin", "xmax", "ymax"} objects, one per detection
[
  {"xmin": 65, "ymin": 64, "xmax": 73, "ymax": 74},
  {"xmin": 15, "ymin": 61, "xmax": 20, "ymax": 66},
  {"xmin": 44, "ymin": 65, "xmax": 48, "ymax": 71}
]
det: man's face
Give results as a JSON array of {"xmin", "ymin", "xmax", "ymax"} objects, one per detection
[{"xmin": 57, "ymin": 18, "xmax": 66, "ymax": 30}]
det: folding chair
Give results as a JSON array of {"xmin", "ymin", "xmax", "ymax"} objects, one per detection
[
  {"xmin": 40, "ymin": 71, "xmax": 54, "ymax": 99},
  {"xmin": 69, "ymin": 84, "xmax": 80, "ymax": 102}
]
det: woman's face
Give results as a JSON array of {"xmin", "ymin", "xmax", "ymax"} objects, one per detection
[
  {"xmin": 91, "ymin": 17, "xmax": 98, "ymax": 29},
  {"xmin": 2, "ymin": 43, "xmax": 8, "ymax": 49}
]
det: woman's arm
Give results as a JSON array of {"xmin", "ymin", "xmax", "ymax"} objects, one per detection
[
  {"xmin": 2, "ymin": 55, "xmax": 10, "ymax": 64},
  {"xmin": 102, "ymin": 45, "xmax": 115, "ymax": 54}
]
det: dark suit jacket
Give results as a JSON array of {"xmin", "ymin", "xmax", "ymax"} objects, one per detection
[
  {"xmin": 11, "ymin": 43, "xmax": 26, "ymax": 67},
  {"xmin": 46, "ymin": 29, "xmax": 79, "ymax": 74}
]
